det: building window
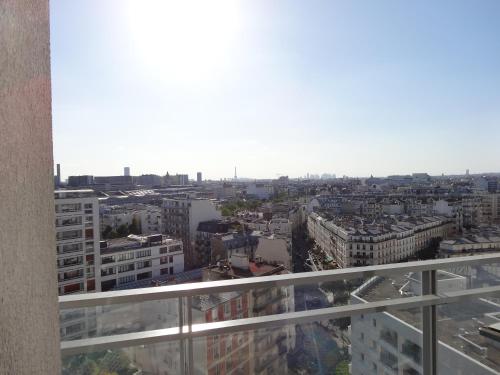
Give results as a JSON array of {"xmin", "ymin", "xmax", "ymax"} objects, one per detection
[
  {"xmin": 137, "ymin": 271, "xmax": 152, "ymax": 280},
  {"xmin": 136, "ymin": 249, "xmax": 151, "ymax": 258},
  {"xmin": 117, "ymin": 263, "xmax": 134, "ymax": 273},
  {"xmin": 117, "ymin": 253, "xmax": 134, "ymax": 262},
  {"xmin": 160, "ymin": 268, "xmax": 169, "ymax": 275},
  {"xmin": 118, "ymin": 275, "xmax": 135, "ymax": 284},
  {"xmin": 137, "ymin": 260, "xmax": 151, "ymax": 269}
]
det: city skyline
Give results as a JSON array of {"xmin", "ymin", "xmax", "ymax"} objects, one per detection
[{"xmin": 51, "ymin": 0, "xmax": 500, "ymax": 180}]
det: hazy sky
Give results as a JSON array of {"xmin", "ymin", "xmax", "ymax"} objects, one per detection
[{"xmin": 51, "ymin": 0, "xmax": 500, "ymax": 180}]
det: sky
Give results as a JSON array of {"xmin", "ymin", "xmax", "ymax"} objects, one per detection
[{"xmin": 51, "ymin": 0, "xmax": 500, "ymax": 180}]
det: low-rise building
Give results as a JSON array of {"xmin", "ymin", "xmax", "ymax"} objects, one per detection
[
  {"xmin": 439, "ymin": 226, "xmax": 500, "ymax": 256},
  {"xmin": 99, "ymin": 234, "xmax": 183, "ymax": 291},
  {"xmin": 351, "ymin": 272, "xmax": 500, "ymax": 375}
]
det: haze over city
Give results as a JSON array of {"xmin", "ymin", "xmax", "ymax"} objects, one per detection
[{"xmin": 50, "ymin": 0, "xmax": 500, "ymax": 180}]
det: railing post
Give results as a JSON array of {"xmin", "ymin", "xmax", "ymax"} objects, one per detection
[
  {"xmin": 187, "ymin": 297, "xmax": 193, "ymax": 375},
  {"xmin": 422, "ymin": 270, "xmax": 437, "ymax": 375},
  {"xmin": 179, "ymin": 296, "xmax": 185, "ymax": 375}
]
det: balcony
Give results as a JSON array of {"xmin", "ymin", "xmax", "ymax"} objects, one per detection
[{"xmin": 58, "ymin": 253, "xmax": 500, "ymax": 375}]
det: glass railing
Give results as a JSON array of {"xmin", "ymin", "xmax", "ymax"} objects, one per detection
[{"xmin": 59, "ymin": 253, "xmax": 500, "ymax": 375}]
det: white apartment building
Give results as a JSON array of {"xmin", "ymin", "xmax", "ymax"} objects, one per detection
[
  {"xmin": 100, "ymin": 203, "xmax": 162, "ymax": 235},
  {"xmin": 163, "ymin": 197, "xmax": 221, "ymax": 268},
  {"xmin": 308, "ymin": 213, "xmax": 453, "ymax": 268},
  {"xmin": 246, "ymin": 182, "xmax": 273, "ymax": 200},
  {"xmin": 55, "ymin": 190, "xmax": 101, "ymax": 342},
  {"xmin": 100, "ymin": 234, "xmax": 184, "ymax": 291},
  {"xmin": 350, "ymin": 273, "xmax": 499, "ymax": 375},
  {"xmin": 55, "ymin": 189, "xmax": 101, "ymax": 295}
]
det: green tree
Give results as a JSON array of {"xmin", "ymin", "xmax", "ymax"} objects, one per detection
[
  {"xmin": 102, "ymin": 225, "xmax": 113, "ymax": 239},
  {"xmin": 128, "ymin": 217, "xmax": 141, "ymax": 235},
  {"xmin": 116, "ymin": 224, "xmax": 129, "ymax": 237},
  {"xmin": 335, "ymin": 360, "xmax": 350, "ymax": 375}
]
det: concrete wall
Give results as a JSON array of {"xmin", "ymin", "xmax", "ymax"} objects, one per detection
[{"xmin": 0, "ymin": 1, "xmax": 60, "ymax": 373}]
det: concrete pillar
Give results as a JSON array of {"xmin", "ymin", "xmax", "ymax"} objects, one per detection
[{"xmin": 0, "ymin": 1, "xmax": 60, "ymax": 373}]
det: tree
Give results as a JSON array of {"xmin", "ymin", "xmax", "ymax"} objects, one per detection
[
  {"xmin": 102, "ymin": 225, "xmax": 113, "ymax": 239},
  {"xmin": 335, "ymin": 360, "xmax": 350, "ymax": 375},
  {"xmin": 116, "ymin": 224, "xmax": 129, "ymax": 237},
  {"xmin": 128, "ymin": 217, "xmax": 141, "ymax": 235}
]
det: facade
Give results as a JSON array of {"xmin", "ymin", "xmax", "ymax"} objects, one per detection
[
  {"xmin": 481, "ymin": 193, "xmax": 500, "ymax": 224},
  {"xmin": 127, "ymin": 261, "xmax": 295, "ymax": 375},
  {"xmin": 439, "ymin": 226, "xmax": 500, "ymax": 256},
  {"xmin": 197, "ymin": 172, "xmax": 202, "ymax": 184},
  {"xmin": 254, "ymin": 234, "xmax": 292, "ymax": 270},
  {"xmin": 55, "ymin": 189, "xmax": 101, "ymax": 295},
  {"xmin": 308, "ymin": 212, "xmax": 453, "ymax": 268},
  {"xmin": 350, "ymin": 272, "xmax": 500, "ymax": 375},
  {"xmin": 100, "ymin": 234, "xmax": 183, "ymax": 291},
  {"xmin": 163, "ymin": 197, "xmax": 221, "ymax": 268},
  {"xmin": 55, "ymin": 190, "xmax": 102, "ymax": 342},
  {"xmin": 246, "ymin": 183, "xmax": 273, "ymax": 200},
  {"xmin": 67, "ymin": 175, "xmax": 94, "ymax": 187},
  {"xmin": 100, "ymin": 203, "xmax": 162, "ymax": 235}
]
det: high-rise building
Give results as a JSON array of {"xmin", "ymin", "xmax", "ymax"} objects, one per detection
[
  {"xmin": 163, "ymin": 197, "xmax": 222, "ymax": 268},
  {"xmin": 55, "ymin": 189, "xmax": 101, "ymax": 295},
  {"xmin": 55, "ymin": 163, "xmax": 61, "ymax": 186},
  {"xmin": 197, "ymin": 172, "xmax": 202, "ymax": 184},
  {"xmin": 124, "ymin": 167, "xmax": 130, "ymax": 176},
  {"xmin": 68, "ymin": 175, "xmax": 94, "ymax": 187}
]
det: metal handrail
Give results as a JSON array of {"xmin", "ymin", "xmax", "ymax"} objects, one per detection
[{"xmin": 60, "ymin": 253, "xmax": 500, "ymax": 309}]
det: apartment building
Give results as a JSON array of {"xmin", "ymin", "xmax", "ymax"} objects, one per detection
[
  {"xmin": 350, "ymin": 272, "xmax": 500, "ymax": 375},
  {"xmin": 200, "ymin": 260, "xmax": 296, "ymax": 375},
  {"xmin": 439, "ymin": 226, "xmax": 500, "ymax": 256},
  {"xmin": 100, "ymin": 234, "xmax": 184, "ymax": 291},
  {"xmin": 246, "ymin": 182, "xmax": 273, "ymax": 200},
  {"xmin": 481, "ymin": 193, "xmax": 500, "ymax": 224},
  {"xmin": 163, "ymin": 197, "xmax": 221, "ymax": 268},
  {"xmin": 100, "ymin": 203, "xmax": 162, "ymax": 235},
  {"xmin": 308, "ymin": 213, "xmax": 453, "ymax": 268},
  {"xmin": 55, "ymin": 190, "xmax": 102, "ymax": 342},
  {"xmin": 55, "ymin": 189, "xmax": 101, "ymax": 295}
]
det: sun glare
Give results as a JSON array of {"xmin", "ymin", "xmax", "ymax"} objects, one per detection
[{"xmin": 127, "ymin": 0, "xmax": 241, "ymax": 84}]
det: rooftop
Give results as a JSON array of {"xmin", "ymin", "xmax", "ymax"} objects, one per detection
[
  {"xmin": 352, "ymin": 273, "xmax": 500, "ymax": 372},
  {"xmin": 100, "ymin": 234, "xmax": 180, "ymax": 255}
]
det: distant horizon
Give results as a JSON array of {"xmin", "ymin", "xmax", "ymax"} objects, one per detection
[
  {"xmin": 51, "ymin": 1, "xmax": 500, "ymax": 180},
  {"xmin": 55, "ymin": 165, "xmax": 500, "ymax": 182}
]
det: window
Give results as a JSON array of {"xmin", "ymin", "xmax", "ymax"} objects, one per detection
[
  {"xmin": 160, "ymin": 256, "xmax": 168, "ymax": 264},
  {"xmin": 136, "ymin": 249, "xmax": 151, "ymax": 258},
  {"xmin": 56, "ymin": 203, "xmax": 81, "ymax": 213},
  {"xmin": 117, "ymin": 253, "xmax": 134, "ymax": 262},
  {"xmin": 160, "ymin": 268, "xmax": 169, "ymax": 275},
  {"xmin": 137, "ymin": 260, "xmax": 151, "ymax": 269},
  {"xmin": 117, "ymin": 263, "xmax": 134, "ymax": 273},
  {"xmin": 118, "ymin": 275, "xmax": 135, "ymax": 284},
  {"xmin": 56, "ymin": 229, "xmax": 82, "ymax": 241},
  {"xmin": 159, "ymin": 246, "xmax": 168, "ymax": 254},
  {"xmin": 137, "ymin": 271, "xmax": 152, "ymax": 280}
]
